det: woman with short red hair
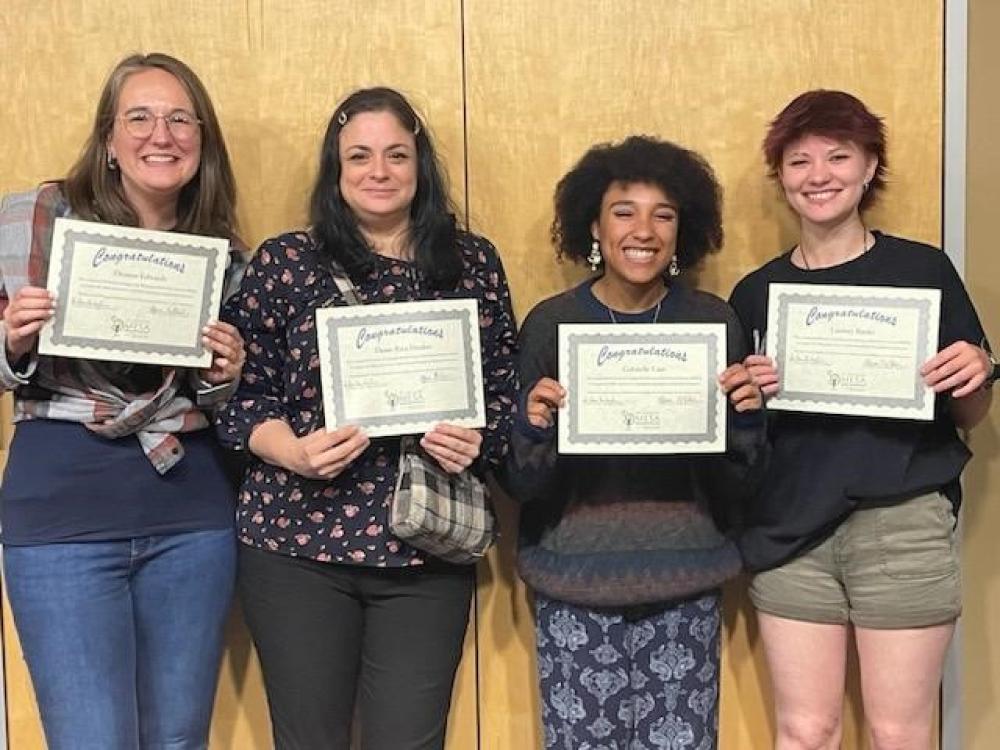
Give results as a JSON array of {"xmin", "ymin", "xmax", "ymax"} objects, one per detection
[{"xmin": 730, "ymin": 90, "xmax": 994, "ymax": 750}]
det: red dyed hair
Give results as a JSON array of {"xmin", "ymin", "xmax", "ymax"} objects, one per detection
[{"xmin": 763, "ymin": 90, "xmax": 887, "ymax": 210}]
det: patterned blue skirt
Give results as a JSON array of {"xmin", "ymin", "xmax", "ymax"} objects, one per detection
[{"xmin": 534, "ymin": 591, "xmax": 721, "ymax": 750}]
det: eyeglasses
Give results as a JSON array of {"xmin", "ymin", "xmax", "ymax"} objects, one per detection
[{"xmin": 118, "ymin": 108, "xmax": 202, "ymax": 141}]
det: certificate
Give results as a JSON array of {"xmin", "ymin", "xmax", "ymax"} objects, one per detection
[
  {"xmin": 766, "ymin": 283, "xmax": 940, "ymax": 420},
  {"xmin": 558, "ymin": 323, "xmax": 727, "ymax": 454},
  {"xmin": 316, "ymin": 298, "xmax": 486, "ymax": 438},
  {"xmin": 38, "ymin": 217, "xmax": 229, "ymax": 368}
]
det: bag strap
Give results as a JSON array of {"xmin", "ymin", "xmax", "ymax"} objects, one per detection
[{"xmin": 328, "ymin": 262, "xmax": 363, "ymax": 306}]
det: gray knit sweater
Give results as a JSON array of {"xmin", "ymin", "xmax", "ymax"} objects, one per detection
[{"xmin": 502, "ymin": 279, "xmax": 767, "ymax": 607}]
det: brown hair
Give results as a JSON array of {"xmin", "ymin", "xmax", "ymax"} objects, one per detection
[
  {"xmin": 62, "ymin": 52, "xmax": 237, "ymax": 237},
  {"xmin": 763, "ymin": 90, "xmax": 887, "ymax": 211}
]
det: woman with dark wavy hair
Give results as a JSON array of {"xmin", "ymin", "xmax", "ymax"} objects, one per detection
[
  {"xmin": 503, "ymin": 135, "xmax": 766, "ymax": 749},
  {"xmin": 218, "ymin": 86, "xmax": 517, "ymax": 749},
  {"xmin": 0, "ymin": 52, "xmax": 246, "ymax": 749},
  {"xmin": 730, "ymin": 90, "xmax": 994, "ymax": 750}
]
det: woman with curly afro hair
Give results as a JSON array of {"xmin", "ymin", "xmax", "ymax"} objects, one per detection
[{"xmin": 502, "ymin": 135, "xmax": 767, "ymax": 749}]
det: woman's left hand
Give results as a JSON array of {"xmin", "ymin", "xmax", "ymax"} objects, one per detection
[
  {"xmin": 420, "ymin": 423, "xmax": 483, "ymax": 474},
  {"xmin": 921, "ymin": 341, "xmax": 991, "ymax": 398},
  {"xmin": 719, "ymin": 363, "xmax": 763, "ymax": 412},
  {"xmin": 199, "ymin": 320, "xmax": 246, "ymax": 384}
]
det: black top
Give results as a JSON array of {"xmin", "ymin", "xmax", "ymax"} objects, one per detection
[
  {"xmin": 501, "ymin": 278, "xmax": 767, "ymax": 607},
  {"xmin": 728, "ymin": 232, "xmax": 989, "ymax": 571}
]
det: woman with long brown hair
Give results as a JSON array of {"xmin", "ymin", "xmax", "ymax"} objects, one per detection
[{"xmin": 0, "ymin": 53, "xmax": 245, "ymax": 749}]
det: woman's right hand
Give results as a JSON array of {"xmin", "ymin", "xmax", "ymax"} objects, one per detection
[
  {"xmin": 287, "ymin": 425, "xmax": 370, "ymax": 480},
  {"xmin": 743, "ymin": 354, "xmax": 780, "ymax": 397},
  {"xmin": 3, "ymin": 286, "xmax": 55, "ymax": 362},
  {"xmin": 526, "ymin": 377, "xmax": 565, "ymax": 429},
  {"xmin": 249, "ymin": 420, "xmax": 370, "ymax": 480}
]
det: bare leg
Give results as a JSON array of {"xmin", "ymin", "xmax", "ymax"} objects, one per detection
[
  {"xmin": 758, "ymin": 612, "xmax": 848, "ymax": 750},
  {"xmin": 855, "ymin": 622, "xmax": 954, "ymax": 750}
]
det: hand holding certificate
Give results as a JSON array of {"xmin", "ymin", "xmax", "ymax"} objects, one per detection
[
  {"xmin": 558, "ymin": 323, "xmax": 727, "ymax": 454},
  {"xmin": 38, "ymin": 217, "xmax": 230, "ymax": 368},
  {"xmin": 317, "ymin": 299, "xmax": 486, "ymax": 438},
  {"xmin": 765, "ymin": 283, "xmax": 940, "ymax": 420}
]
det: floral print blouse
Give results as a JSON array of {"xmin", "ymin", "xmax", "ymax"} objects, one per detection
[{"xmin": 217, "ymin": 229, "xmax": 517, "ymax": 567}]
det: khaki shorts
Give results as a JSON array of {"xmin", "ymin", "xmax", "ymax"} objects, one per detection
[{"xmin": 749, "ymin": 492, "xmax": 961, "ymax": 629}]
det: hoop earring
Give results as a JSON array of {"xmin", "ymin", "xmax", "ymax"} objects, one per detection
[
  {"xmin": 668, "ymin": 256, "xmax": 679, "ymax": 277},
  {"xmin": 587, "ymin": 240, "xmax": 602, "ymax": 272}
]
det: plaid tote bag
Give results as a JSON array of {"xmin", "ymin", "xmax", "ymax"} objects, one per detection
[{"xmin": 392, "ymin": 436, "xmax": 496, "ymax": 564}]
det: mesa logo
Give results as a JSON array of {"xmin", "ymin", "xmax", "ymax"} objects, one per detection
[{"xmin": 622, "ymin": 410, "xmax": 660, "ymax": 429}]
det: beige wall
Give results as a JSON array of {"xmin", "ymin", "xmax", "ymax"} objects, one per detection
[
  {"xmin": 0, "ymin": 2, "xmax": 945, "ymax": 748},
  {"xmin": 962, "ymin": 1, "xmax": 1000, "ymax": 748},
  {"xmin": 466, "ymin": 3, "xmax": 941, "ymax": 744}
]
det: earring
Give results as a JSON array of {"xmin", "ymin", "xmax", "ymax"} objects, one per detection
[
  {"xmin": 668, "ymin": 257, "xmax": 680, "ymax": 277},
  {"xmin": 862, "ymin": 181, "xmax": 870, "ymax": 193},
  {"xmin": 587, "ymin": 240, "xmax": 602, "ymax": 272},
  {"xmin": 106, "ymin": 150, "xmax": 118, "ymax": 171}
]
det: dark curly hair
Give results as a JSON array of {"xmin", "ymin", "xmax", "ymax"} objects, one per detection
[
  {"xmin": 763, "ymin": 90, "xmax": 887, "ymax": 211},
  {"xmin": 310, "ymin": 87, "xmax": 461, "ymax": 288},
  {"xmin": 551, "ymin": 135, "xmax": 723, "ymax": 272}
]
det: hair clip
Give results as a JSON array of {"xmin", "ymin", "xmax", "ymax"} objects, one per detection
[
  {"xmin": 413, "ymin": 119, "xmax": 422, "ymax": 136},
  {"xmin": 337, "ymin": 111, "xmax": 348, "ymax": 126}
]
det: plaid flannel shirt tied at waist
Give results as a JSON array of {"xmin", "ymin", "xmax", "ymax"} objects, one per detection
[{"xmin": 14, "ymin": 359, "xmax": 209, "ymax": 475}]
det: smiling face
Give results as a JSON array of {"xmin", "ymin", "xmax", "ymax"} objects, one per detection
[
  {"xmin": 106, "ymin": 68, "xmax": 202, "ymax": 220},
  {"xmin": 591, "ymin": 181, "xmax": 678, "ymax": 297},
  {"xmin": 779, "ymin": 133, "xmax": 877, "ymax": 229},
  {"xmin": 338, "ymin": 110, "xmax": 418, "ymax": 232}
]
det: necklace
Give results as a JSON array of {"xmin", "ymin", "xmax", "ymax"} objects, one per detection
[
  {"xmin": 798, "ymin": 227, "xmax": 871, "ymax": 271},
  {"xmin": 607, "ymin": 297, "xmax": 662, "ymax": 324}
]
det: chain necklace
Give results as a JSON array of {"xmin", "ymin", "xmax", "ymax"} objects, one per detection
[
  {"xmin": 607, "ymin": 297, "xmax": 663, "ymax": 324},
  {"xmin": 798, "ymin": 226, "xmax": 871, "ymax": 271}
]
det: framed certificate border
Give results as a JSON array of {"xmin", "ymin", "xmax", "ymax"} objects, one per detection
[
  {"xmin": 317, "ymin": 298, "xmax": 486, "ymax": 437},
  {"xmin": 39, "ymin": 218, "xmax": 228, "ymax": 367},
  {"xmin": 766, "ymin": 283, "xmax": 941, "ymax": 420},
  {"xmin": 558, "ymin": 323, "xmax": 727, "ymax": 454}
]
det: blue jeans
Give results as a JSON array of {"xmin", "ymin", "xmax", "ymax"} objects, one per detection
[{"xmin": 3, "ymin": 529, "xmax": 236, "ymax": 750}]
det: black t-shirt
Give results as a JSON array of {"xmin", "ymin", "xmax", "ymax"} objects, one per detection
[{"xmin": 728, "ymin": 231, "xmax": 989, "ymax": 571}]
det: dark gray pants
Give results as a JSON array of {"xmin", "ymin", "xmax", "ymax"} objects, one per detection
[{"xmin": 238, "ymin": 544, "xmax": 474, "ymax": 750}]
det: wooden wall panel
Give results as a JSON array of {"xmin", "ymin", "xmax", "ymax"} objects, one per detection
[
  {"xmin": 463, "ymin": 1, "xmax": 942, "ymax": 747},
  {"xmin": 0, "ymin": 2, "xmax": 471, "ymax": 748},
  {"xmin": 0, "ymin": 1, "xmax": 947, "ymax": 748},
  {"xmin": 962, "ymin": 1, "xmax": 1000, "ymax": 748}
]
